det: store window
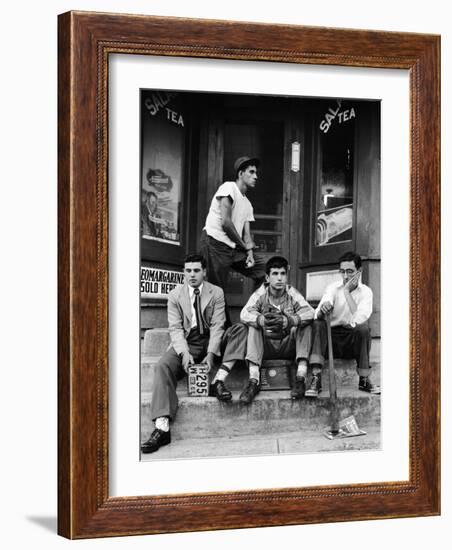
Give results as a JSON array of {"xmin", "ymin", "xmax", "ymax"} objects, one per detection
[
  {"xmin": 315, "ymin": 100, "xmax": 355, "ymax": 247},
  {"xmin": 141, "ymin": 90, "xmax": 186, "ymax": 247}
]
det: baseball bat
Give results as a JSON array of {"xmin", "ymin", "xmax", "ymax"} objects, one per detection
[{"xmin": 326, "ymin": 314, "xmax": 339, "ymax": 434}]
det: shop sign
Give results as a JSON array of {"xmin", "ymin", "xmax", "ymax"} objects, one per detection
[
  {"xmin": 320, "ymin": 100, "xmax": 356, "ymax": 134},
  {"xmin": 144, "ymin": 91, "xmax": 184, "ymax": 126},
  {"xmin": 306, "ymin": 269, "xmax": 342, "ymax": 301},
  {"xmin": 144, "ymin": 91, "xmax": 178, "ymax": 117},
  {"xmin": 141, "ymin": 266, "xmax": 185, "ymax": 299}
]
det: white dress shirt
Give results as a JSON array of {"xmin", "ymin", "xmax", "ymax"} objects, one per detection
[
  {"xmin": 188, "ymin": 284, "xmax": 204, "ymax": 329},
  {"xmin": 314, "ymin": 280, "xmax": 373, "ymax": 327}
]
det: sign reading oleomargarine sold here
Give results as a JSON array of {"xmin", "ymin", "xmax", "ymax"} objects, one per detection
[{"xmin": 141, "ymin": 266, "xmax": 185, "ymax": 299}]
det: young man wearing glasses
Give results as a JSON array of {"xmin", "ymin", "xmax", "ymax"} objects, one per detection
[{"xmin": 306, "ymin": 251, "xmax": 380, "ymax": 397}]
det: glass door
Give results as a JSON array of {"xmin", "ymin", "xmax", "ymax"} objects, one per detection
[{"xmin": 222, "ymin": 119, "xmax": 288, "ymax": 308}]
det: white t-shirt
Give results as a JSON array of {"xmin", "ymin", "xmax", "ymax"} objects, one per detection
[{"xmin": 204, "ymin": 181, "xmax": 255, "ymax": 248}]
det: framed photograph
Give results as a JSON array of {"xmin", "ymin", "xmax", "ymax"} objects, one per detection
[{"xmin": 58, "ymin": 11, "xmax": 440, "ymax": 538}]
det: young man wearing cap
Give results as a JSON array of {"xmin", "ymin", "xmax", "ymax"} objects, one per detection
[
  {"xmin": 306, "ymin": 251, "xmax": 380, "ymax": 397},
  {"xmin": 200, "ymin": 156, "xmax": 266, "ymax": 321}
]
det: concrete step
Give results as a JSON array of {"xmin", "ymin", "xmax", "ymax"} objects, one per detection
[
  {"xmin": 142, "ymin": 327, "xmax": 381, "ymax": 362},
  {"xmin": 142, "ymin": 328, "xmax": 170, "ymax": 355},
  {"xmin": 141, "ymin": 426, "xmax": 381, "ymax": 461},
  {"xmin": 141, "ymin": 356, "xmax": 381, "ymax": 392},
  {"xmin": 141, "ymin": 388, "xmax": 380, "ymax": 441}
]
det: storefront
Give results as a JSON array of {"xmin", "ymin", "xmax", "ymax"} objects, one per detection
[{"xmin": 140, "ymin": 90, "xmax": 381, "ymax": 337}]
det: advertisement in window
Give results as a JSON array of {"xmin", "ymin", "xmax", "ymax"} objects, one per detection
[{"xmin": 141, "ymin": 91, "xmax": 185, "ymax": 245}]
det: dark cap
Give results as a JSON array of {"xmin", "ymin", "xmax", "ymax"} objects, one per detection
[{"xmin": 233, "ymin": 156, "xmax": 260, "ymax": 174}]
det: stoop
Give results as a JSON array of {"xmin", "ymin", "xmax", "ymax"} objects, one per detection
[
  {"xmin": 141, "ymin": 327, "xmax": 381, "ymax": 392},
  {"xmin": 140, "ymin": 327, "xmax": 381, "ymax": 459}
]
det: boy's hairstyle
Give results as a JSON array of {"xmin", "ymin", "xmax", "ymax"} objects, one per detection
[
  {"xmin": 265, "ymin": 256, "xmax": 289, "ymax": 275},
  {"xmin": 338, "ymin": 251, "xmax": 362, "ymax": 269},
  {"xmin": 184, "ymin": 253, "xmax": 206, "ymax": 269}
]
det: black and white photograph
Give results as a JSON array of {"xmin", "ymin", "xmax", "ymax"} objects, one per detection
[
  {"xmin": 140, "ymin": 89, "xmax": 381, "ymax": 460},
  {"xmin": 2, "ymin": 0, "xmax": 448, "ymax": 547}
]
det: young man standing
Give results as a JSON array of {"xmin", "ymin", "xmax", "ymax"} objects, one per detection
[
  {"xmin": 210, "ymin": 256, "xmax": 314, "ymax": 404},
  {"xmin": 306, "ymin": 251, "xmax": 379, "ymax": 397},
  {"xmin": 140, "ymin": 254, "xmax": 225, "ymax": 454},
  {"xmin": 200, "ymin": 156, "xmax": 266, "ymax": 319}
]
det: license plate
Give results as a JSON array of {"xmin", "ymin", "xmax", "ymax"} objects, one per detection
[{"xmin": 187, "ymin": 364, "xmax": 209, "ymax": 397}]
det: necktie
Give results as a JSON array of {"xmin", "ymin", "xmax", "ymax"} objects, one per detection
[{"xmin": 193, "ymin": 288, "xmax": 205, "ymax": 335}]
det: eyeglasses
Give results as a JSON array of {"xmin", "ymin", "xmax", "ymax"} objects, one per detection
[{"xmin": 339, "ymin": 269, "xmax": 357, "ymax": 276}]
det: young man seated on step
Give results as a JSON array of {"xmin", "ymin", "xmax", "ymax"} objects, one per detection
[
  {"xmin": 209, "ymin": 256, "xmax": 314, "ymax": 404},
  {"xmin": 140, "ymin": 254, "xmax": 226, "ymax": 454},
  {"xmin": 306, "ymin": 251, "xmax": 380, "ymax": 398}
]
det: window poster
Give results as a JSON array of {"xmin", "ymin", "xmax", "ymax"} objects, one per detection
[{"xmin": 141, "ymin": 91, "xmax": 185, "ymax": 245}]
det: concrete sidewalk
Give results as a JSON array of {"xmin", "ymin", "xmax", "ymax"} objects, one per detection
[{"xmin": 141, "ymin": 427, "xmax": 381, "ymax": 461}]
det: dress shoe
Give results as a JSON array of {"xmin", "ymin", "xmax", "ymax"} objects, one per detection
[
  {"xmin": 305, "ymin": 373, "xmax": 322, "ymax": 398},
  {"xmin": 359, "ymin": 376, "xmax": 381, "ymax": 394},
  {"xmin": 239, "ymin": 378, "xmax": 260, "ymax": 405},
  {"xmin": 290, "ymin": 377, "xmax": 306, "ymax": 400},
  {"xmin": 209, "ymin": 380, "xmax": 232, "ymax": 402},
  {"xmin": 140, "ymin": 428, "xmax": 171, "ymax": 454}
]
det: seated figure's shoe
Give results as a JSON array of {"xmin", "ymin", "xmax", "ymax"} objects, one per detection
[
  {"xmin": 209, "ymin": 380, "xmax": 232, "ymax": 402},
  {"xmin": 359, "ymin": 376, "xmax": 381, "ymax": 394},
  {"xmin": 239, "ymin": 378, "xmax": 260, "ymax": 405},
  {"xmin": 305, "ymin": 373, "xmax": 322, "ymax": 398},
  {"xmin": 290, "ymin": 377, "xmax": 306, "ymax": 400},
  {"xmin": 140, "ymin": 428, "xmax": 171, "ymax": 454}
]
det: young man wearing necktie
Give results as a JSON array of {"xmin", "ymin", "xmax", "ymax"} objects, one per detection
[{"xmin": 141, "ymin": 254, "xmax": 226, "ymax": 454}]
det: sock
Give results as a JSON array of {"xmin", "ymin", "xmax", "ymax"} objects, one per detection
[
  {"xmin": 155, "ymin": 417, "xmax": 169, "ymax": 432},
  {"xmin": 296, "ymin": 360, "xmax": 308, "ymax": 380},
  {"xmin": 311, "ymin": 365, "xmax": 322, "ymax": 376},
  {"xmin": 213, "ymin": 362, "xmax": 233, "ymax": 383},
  {"xmin": 249, "ymin": 363, "xmax": 260, "ymax": 383}
]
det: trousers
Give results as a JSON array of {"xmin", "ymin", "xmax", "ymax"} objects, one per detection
[
  {"xmin": 150, "ymin": 328, "xmax": 209, "ymax": 421},
  {"xmin": 200, "ymin": 231, "xmax": 266, "ymax": 325},
  {"xmin": 309, "ymin": 319, "xmax": 371, "ymax": 376},
  {"xmin": 221, "ymin": 322, "xmax": 312, "ymax": 367}
]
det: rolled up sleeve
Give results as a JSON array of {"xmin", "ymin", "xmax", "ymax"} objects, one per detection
[{"xmin": 350, "ymin": 286, "xmax": 373, "ymax": 327}]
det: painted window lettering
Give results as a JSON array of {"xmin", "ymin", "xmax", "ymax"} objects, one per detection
[
  {"xmin": 320, "ymin": 101, "xmax": 356, "ymax": 133},
  {"xmin": 144, "ymin": 91, "xmax": 178, "ymax": 116}
]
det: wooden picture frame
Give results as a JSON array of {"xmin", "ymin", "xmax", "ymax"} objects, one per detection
[{"xmin": 58, "ymin": 11, "xmax": 440, "ymax": 538}]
